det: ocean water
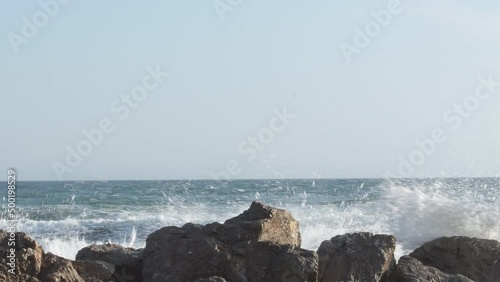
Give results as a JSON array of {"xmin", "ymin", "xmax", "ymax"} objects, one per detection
[{"xmin": 1, "ymin": 178, "xmax": 499, "ymax": 260}]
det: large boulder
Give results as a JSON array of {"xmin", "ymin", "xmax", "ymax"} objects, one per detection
[
  {"xmin": 246, "ymin": 242, "xmax": 318, "ymax": 282},
  {"xmin": 0, "ymin": 231, "xmax": 96, "ymax": 282},
  {"xmin": 72, "ymin": 260, "xmax": 115, "ymax": 282},
  {"xmin": 142, "ymin": 201, "xmax": 315, "ymax": 282},
  {"xmin": 389, "ymin": 256, "xmax": 474, "ymax": 282},
  {"xmin": 317, "ymin": 232, "xmax": 396, "ymax": 282},
  {"xmin": 38, "ymin": 252, "xmax": 84, "ymax": 282},
  {"xmin": 218, "ymin": 201, "xmax": 301, "ymax": 249},
  {"xmin": 0, "ymin": 231, "xmax": 44, "ymax": 282},
  {"xmin": 76, "ymin": 243, "xmax": 143, "ymax": 282},
  {"xmin": 142, "ymin": 223, "xmax": 237, "ymax": 281},
  {"xmin": 410, "ymin": 236, "xmax": 500, "ymax": 282}
]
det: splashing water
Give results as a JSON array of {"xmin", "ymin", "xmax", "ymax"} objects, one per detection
[{"xmin": 1, "ymin": 178, "xmax": 498, "ymax": 260}]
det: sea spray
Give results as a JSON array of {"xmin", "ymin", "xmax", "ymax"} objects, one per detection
[{"xmin": 1, "ymin": 178, "xmax": 498, "ymax": 260}]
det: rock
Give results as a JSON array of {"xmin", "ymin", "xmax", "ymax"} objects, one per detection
[
  {"xmin": 38, "ymin": 252, "xmax": 84, "ymax": 282},
  {"xmin": 76, "ymin": 243, "xmax": 143, "ymax": 282},
  {"xmin": 0, "ymin": 231, "xmax": 44, "ymax": 282},
  {"xmin": 12, "ymin": 204, "xmax": 500, "ymax": 282},
  {"xmin": 390, "ymin": 256, "xmax": 474, "ymax": 282},
  {"xmin": 246, "ymin": 242, "xmax": 318, "ymax": 282},
  {"xmin": 410, "ymin": 236, "xmax": 500, "ymax": 282},
  {"xmin": 317, "ymin": 232, "xmax": 396, "ymax": 282},
  {"xmin": 0, "ymin": 231, "xmax": 92, "ymax": 282},
  {"xmin": 142, "ymin": 201, "xmax": 312, "ymax": 282},
  {"xmin": 72, "ymin": 260, "xmax": 115, "ymax": 282},
  {"xmin": 218, "ymin": 201, "xmax": 302, "ymax": 249},
  {"xmin": 142, "ymin": 224, "xmax": 236, "ymax": 281}
]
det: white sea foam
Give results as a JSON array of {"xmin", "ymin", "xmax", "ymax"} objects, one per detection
[
  {"xmin": 381, "ymin": 180, "xmax": 500, "ymax": 254},
  {"xmin": 276, "ymin": 180, "xmax": 500, "ymax": 259},
  {"xmin": 39, "ymin": 236, "xmax": 90, "ymax": 260},
  {"xmin": 38, "ymin": 227, "xmax": 143, "ymax": 260},
  {"xmin": 3, "ymin": 179, "xmax": 498, "ymax": 261}
]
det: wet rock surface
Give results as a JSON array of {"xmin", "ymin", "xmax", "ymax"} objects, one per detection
[
  {"xmin": 76, "ymin": 243, "xmax": 143, "ymax": 282},
  {"xmin": 389, "ymin": 256, "xmax": 474, "ymax": 282},
  {"xmin": 410, "ymin": 236, "xmax": 500, "ymax": 282},
  {"xmin": 317, "ymin": 232, "xmax": 396, "ymax": 282}
]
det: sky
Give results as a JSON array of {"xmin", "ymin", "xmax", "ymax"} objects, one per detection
[{"xmin": 1, "ymin": 0, "xmax": 500, "ymax": 180}]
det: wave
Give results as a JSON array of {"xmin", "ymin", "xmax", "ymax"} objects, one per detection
[{"xmin": 1, "ymin": 178, "xmax": 498, "ymax": 260}]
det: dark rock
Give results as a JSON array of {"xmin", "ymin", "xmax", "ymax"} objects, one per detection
[
  {"xmin": 142, "ymin": 201, "xmax": 311, "ymax": 282},
  {"xmin": 246, "ymin": 242, "xmax": 318, "ymax": 282},
  {"xmin": 38, "ymin": 252, "xmax": 84, "ymax": 282},
  {"xmin": 72, "ymin": 260, "xmax": 115, "ymax": 282},
  {"xmin": 76, "ymin": 243, "xmax": 143, "ymax": 282},
  {"xmin": 389, "ymin": 256, "xmax": 474, "ymax": 282},
  {"xmin": 317, "ymin": 232, "xmax": 396, "ymax": 282},
  {"xmin": 142, "ymin": 224, "xmax": 236, "ymax": 281},
  {"xmin": 410, "ymin": 236, "xmax": 500, "ymax": 282}
]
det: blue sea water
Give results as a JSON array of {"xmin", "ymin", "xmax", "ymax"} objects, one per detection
[{"xmin": 1, "ymin": 178, "xmax": 499, "ymax": 260}]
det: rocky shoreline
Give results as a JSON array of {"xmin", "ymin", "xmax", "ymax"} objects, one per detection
[{"xmin": 1, "ymin": 201, "xmax": 499, "ymax": 282}]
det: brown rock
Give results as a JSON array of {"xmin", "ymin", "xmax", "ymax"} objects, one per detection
[
  {"xmin": 317, "ymin": 232, "xmax": 396, "ymax": 282},
  {"xmin": 410, "ymin": 236, "xmax": 500, "ymax": 282},
  {"xmin": 38, "ymin": 252, "xmax": 84, "ymax": 282},
  {"xmin": 219, "ymin": 201, "xmax": 302, "ymax": 249},
  {"xmin": 142, "ymin": 201, "xmax": 308, "ymax": 282},
  {"xmin": 0, "ymin": 231, "xmax": 95, "ymax": 282},
  {"xmin": 0, "ymin": 230, "xmax": 44, "ymax": 282}
]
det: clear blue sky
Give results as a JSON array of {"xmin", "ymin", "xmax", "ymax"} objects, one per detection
[{"xmin": 1, "ymin": 0, "xmax": 500, "ymax": 180}]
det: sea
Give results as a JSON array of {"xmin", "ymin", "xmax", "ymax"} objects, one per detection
[{"xmin": 1, "ymin": 178, "xmax": 499, "ymax": 260}]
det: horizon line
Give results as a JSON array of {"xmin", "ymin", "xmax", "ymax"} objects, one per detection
[{"xmin": 11, "ymin": 176, "xmax": 499, "ymax": 182}]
